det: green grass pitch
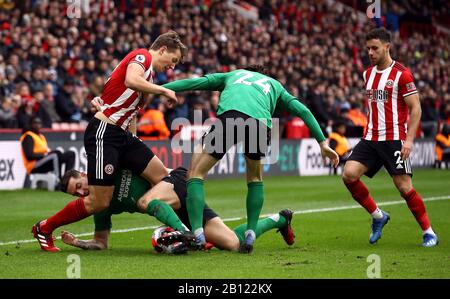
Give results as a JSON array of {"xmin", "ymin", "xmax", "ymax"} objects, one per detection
[{"xmin": 0, "ymin": 169, "xmax": 449, "ymax": 279}]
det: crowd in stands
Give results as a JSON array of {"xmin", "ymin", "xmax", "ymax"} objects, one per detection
[{"xmin": 0, "ymin": 0, "xmax": 448, "ymax": 141}]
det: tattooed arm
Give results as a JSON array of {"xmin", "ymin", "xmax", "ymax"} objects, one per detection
[{"xmin": 61, "ymin": 230, "xmax": 109, "ymax": 250}]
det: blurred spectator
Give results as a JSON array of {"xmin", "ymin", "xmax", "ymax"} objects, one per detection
[
  {"xmin": 421, "ymin": 96, "xmax": 439, "ymax": 137},
  {"xmin": 187, "ymin": 94, "xmax": 210, "ymax": 125},
  {"xmin": 329, "ymin": 119, "xmax": 352, "ymax": 165},
  {"xmin": 137, "ymin": 99, "xmax": 171, "ymax": 140},
  {"xmin": 20, "ymin": 117, "xmax": 75, "ymax": 180},
  {"xmin": 31, "ymin": 90, "xmax": 52, "ymax": 128},
  {"xmin": 16, "ymin": 97, "xmax": 35, "ymax": 129},
  {"xmin": 29, "ymin": 67, "xmax": 46, "ymax": 93},
  {"xmin": 0, "ymin": 0, "xmax": 447, "ymax": 137},
  {"xmin": 165, "ymin": 93, "xmax": 189, "ymax": 136},
  {"xmin": 435, "ymin": 123, "xmax": 450, "ymax": 168},
  {"xmin": 0, "ymin": 96, "xmax": 16, "ymax": 127},
  {"xmin": 347, "ymin": 102, "xmax": 368, "ymax": 128},
  {"xmin": 41, "ymin": 83, "xmax": 61, "ymax": 123},
  {"xmin": 54, "ymin": 78, "xmax": 81, "ymax": 123}
]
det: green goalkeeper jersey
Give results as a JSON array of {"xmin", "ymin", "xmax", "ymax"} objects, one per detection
[
  {"xmin": 94, "ymin": 169, "xmax": 151, "ymax": 231},
  {"xmin": 163, "ymin": 69, "xmax": 325, "ymax": 142}
]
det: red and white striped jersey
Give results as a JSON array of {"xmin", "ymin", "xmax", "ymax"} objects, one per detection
[
  {"xmin": 363, "ymin": 60, "xmax": 418, "ymax": 141},
  {"xmin": 100, "ymin": 49, "xmax": 153, "ymax": 130}
]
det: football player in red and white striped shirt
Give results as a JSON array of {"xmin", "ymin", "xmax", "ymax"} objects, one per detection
[
  {"xmin": 342, "ymin": 28, "xmax": 438, "ymax": 247},
  {"xmin": 32, "ymin": 31, "xmax": 190, "ymax": 251}
]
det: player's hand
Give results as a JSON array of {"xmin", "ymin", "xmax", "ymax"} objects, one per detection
[
  {"xmin": 91, "ymin": 96, "xmax": 103, "ymax": 112},
  {"xmin": 320, "ymin": 141, "xmax": 340, "ymax": 168},
  {"xmin": 61, "ymin": 230, "xmax": 77, "ymax": 246},
  {"xmin": 161, "ymin": 89, "xmax": 178, "ymax": 108},
  {"xmin": 401, "ymin": 140, "xmax": 413, "ymax": 161}
]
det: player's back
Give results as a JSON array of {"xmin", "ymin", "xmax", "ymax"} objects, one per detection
[{"xmin": 209, "ymin": 69, "xmax": 287, "ymax": 128}]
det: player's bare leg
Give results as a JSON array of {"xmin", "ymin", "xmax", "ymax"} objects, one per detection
[
  {"xmin": 204, "ymin": 217, "xmax": 240, "ymax": 251},
  {"xmin": 342, "ymin": 160, "xmax": 389, "ymax": 244},
  {"xmin": 87, "ymin": 185, "xmax": 115, "ymax": 212},
  {"xmin": 136, "ymin": 181, "xmax": 188, "ymax": 233},
  {"xmin": 186, "ymin": 148, "xmax": 219, "ymax": 247},
  {"xmin": 239, "ymin": 156, "xmax": 264, "ymax": 253},
  {"xmin": 393, "ymin": 174, "xmax": 438, "ymax": 247},
  {"xmin": 139, "ymin": 156, "xmax": 170, "ymax": 186}
]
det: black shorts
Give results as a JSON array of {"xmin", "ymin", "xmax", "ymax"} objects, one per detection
[
  {"xmin": 84, "ymin": 117, "xmax": 155, "ymax": 186},
  {"xmin": 201, "ymin": 110, "xmax": 271, "ymax": 161},
  {"xmin": 348, "ymin": 139, "xmax": 413, "ymax": 178},
  {"xmin": 162, "ymin": 167, "xmax": 219, "ymax": 230}
]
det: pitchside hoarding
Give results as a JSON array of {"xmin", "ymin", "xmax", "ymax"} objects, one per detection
[{"xmin": 0, "ymin": 137, "xmax": 436, "ymax": 190}]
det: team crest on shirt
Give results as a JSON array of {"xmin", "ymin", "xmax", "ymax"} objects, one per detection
[
  {"xmin": 136, "ymin": 55, "xmax": 145, "ymax": 63},
  {"xmin": 386, "ymin": 79, "xmax": 394, "ymax": 88},
  {"xmin": 105, "ymin": 164, "xmax": 114, "ymax": 175}
]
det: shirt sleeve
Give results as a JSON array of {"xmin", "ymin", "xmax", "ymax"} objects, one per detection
[
  {"xmin": 398, "ymin": 70, "xmax": 418, "ymax": 98},
  {"xmin": 279, "ymin": 90, "xmax": 326, "ymax": 143},
  {"xmin": 163, "ymin": 73, "xmax": 226, "ymax": 92},
  {"xmin": 128, "ymin": 49, "xmax": 152, "ymax": 71}
]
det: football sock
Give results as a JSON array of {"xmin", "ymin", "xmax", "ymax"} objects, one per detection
[
  {"xmin": 344, "ymin": 179, "xmax": 378, "ymax": 214},
  {"xmin": 40, "ymin": 197, "xmax": 90, "ymax": 234},
  {"xmin": 423, "ymin": 227, "xmax": 436, "ymax": 236},
  {"xmin": 371, "ymin": 208, "xmax": 384, "ymax": 219},
  {"xmin": 246, "ymin": 181, "xmax": 264, "ymax": 233},
  {"xmin": 234, "ymin": 213, "xmax": 287, "ymax": 244},
  {"xmin": 401, "ymin": 188, "xmax": 431, "ymax": 231},
  {"xmin": 186, "ymin": 178, "xmax": 205, "ymax": 233},
  {"xmin": 147, "ymin": 199, "xmax": 187, "ymax": 232}
]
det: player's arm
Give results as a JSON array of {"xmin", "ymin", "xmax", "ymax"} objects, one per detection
[
  {"xmin": 128, "ymin": 114, "xmax": 137, "ymax": 135},
  {"xmin": 162, "ymin": 73, "xmax": 226, "ymax": 92},
  {"xmin": 61, "ymin": 230, "xmax": 109, "ymax": 250},
  {"xmin": 125, "ymin": 63, "xmax": 178, "ymax": 108},
  {"xmin": 402, "ymin": 92, "xmax": 421, "ymax": 160},
  {"xmin": 281, "ymin": 92, "xmax": 339, "ymax": 167}
]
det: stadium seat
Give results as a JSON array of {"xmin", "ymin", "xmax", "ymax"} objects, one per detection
[{"xmin": 30, "ymin": 173, "xmax": 58, "ymax": 191}]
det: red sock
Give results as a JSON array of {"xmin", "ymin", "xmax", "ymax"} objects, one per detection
[
  {"xmin": 40, "ymin": 197, "xmax": 90, "ymax": 234},
  {"xmin": 344, "ymin": 179, "xmax": 378, "ymax": 214},
  {"xmin": 401, "ymin": 189, "xmax": 430, "ymax": 230}
]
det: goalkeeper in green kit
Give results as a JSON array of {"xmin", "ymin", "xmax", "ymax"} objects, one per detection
[{"xmin": 163, "ymin": 65, "xmax": 339, "ymax": 253}]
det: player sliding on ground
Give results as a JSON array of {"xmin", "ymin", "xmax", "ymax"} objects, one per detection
[
  {"xmin": 54, "ymin": 167, "xmax": 295, "ymax": 253},
  {"xmin": 31, "ymin": 31, "xmax": 189, "ymax": 252},
  {"xmin": 162, "ymin": 65, "xmax": 339, "ymax": 253}
]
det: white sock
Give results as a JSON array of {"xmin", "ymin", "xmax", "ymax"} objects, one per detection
[
  {"xmin": 371, "ymin": 208, "xmax": 384, "ymax": 219},
  {"xmin": 422, "ymin": 227, "xmax": 435, "ymax": 236},
  {"xmin": 194, "ymin": 228, "xmax": 204, "ymax": 238},
  {"xmin": 244, "ymin": 230, "xmax": 256, "ymax": 240}
]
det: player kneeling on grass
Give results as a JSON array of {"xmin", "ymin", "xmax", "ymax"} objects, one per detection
[{"xmin": 58, "ymin": 167, "xmax": 295, "ymax": 253}]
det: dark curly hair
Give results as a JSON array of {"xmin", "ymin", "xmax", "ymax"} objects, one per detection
[{"xmin": 243, "ymin": 64, "xmax": 269, "ymax": 75}]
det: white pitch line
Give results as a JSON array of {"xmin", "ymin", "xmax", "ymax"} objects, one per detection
[{"xmin": 1, "ymin": 195, "xmax": 449, "ymax": 247}]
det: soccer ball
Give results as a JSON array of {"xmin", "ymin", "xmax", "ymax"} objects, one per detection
[{"xmin": 151, "ymin": 226, "xmax": 188, "ymax": 254}]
